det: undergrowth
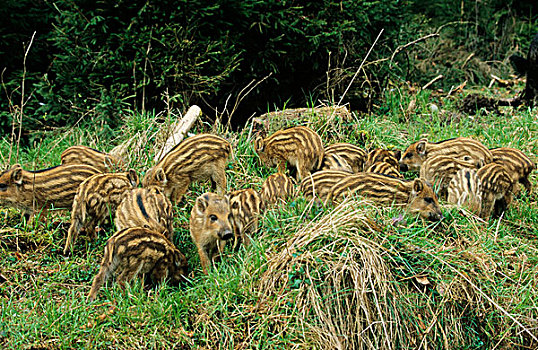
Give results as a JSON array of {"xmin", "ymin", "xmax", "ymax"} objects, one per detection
[{"xmin": 0, "ymin": 83, "xmax": 537, "ymax": 349}]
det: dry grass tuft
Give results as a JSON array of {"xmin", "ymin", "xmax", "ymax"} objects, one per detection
[
  {"xmin": 251, "ymin": 198, "xmax": 538, "ymax": 349},
  {"xmin": 256, "ymin": 198, "xmax": 404, "ymax": 349},
  {"xmin": 110, "ymin": 122, "xmax": 159, "ymax": 170}
]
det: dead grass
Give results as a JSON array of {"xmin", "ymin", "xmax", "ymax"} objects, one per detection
[
  {"xmin": 251, "ymin": 197, "xmax": 538, "ymax": 349},
  {"xmin": 256, "ymin": 198, "xmax": 403, "ymax": 349}
]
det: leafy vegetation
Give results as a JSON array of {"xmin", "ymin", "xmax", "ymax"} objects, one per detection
[
  {"xmin": 1, "ymin": 0, "xmax": 407, "ymax": 135},
  {"xmin": 2, "ymin": 0, "xmax": 536, "ymax": 138}
]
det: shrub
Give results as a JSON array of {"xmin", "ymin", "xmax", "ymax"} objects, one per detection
[{"xmin": 1, "ymin": 0, "xmax": 407, "ymax": 134}]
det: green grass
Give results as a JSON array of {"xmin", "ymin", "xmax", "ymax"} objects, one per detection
[{"xmin": 1, "ymin": 82, "xmax": 537, "ymax": 349}]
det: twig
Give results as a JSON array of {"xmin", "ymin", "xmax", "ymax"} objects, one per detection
[
  {"xmin": 321, "ymin": 29, "xmax": 384, "ymax": 133},
  {"xmin": 390, "ymin": 33, "xmax": 439, "ymax": 63},
  {"xmin": 337, "ymin": 29, "xmax": 384, "ymax": 107},
  {"xmin": 15, "ymin": 32, "xmax": 36, "ymax": 163},
  {"xmin": 462, "ymin": 53, "xmax": 474, "ymax": 69},
  {"xmin": 422, "ymin": 74, "xmax": 443, "ymax": 90},
  {"xmin": 446, "ymin": 81, "xmax": 467, "ymax": 97},
  {"xmin": 225, "ymin": 73, "xmax": 272, "ymax": 130},
  {"xmin": 141, "ymin": 28, "xmax": 153, "ymax": 114}
]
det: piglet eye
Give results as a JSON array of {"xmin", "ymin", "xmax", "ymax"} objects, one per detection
[
  {"xmin": 424, "ymin": 198, "xmax": 433, "ymax": 204},
  {"xmin": 210, "ymin": 215, "xmax": 218, "ymax": 222},
  {"xmin": 405, "ymin": 153, "xmax": 413, "ymax": 159},
  {"xmin": 0, "ymin": 184, "xmax": 7, "ymax": 191}
]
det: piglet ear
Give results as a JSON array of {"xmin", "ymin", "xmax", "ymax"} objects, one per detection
[
  {"xmin": 412, "ymin": 178, "xmax": 424, "ymax": 194},
  {"xmin": 127, "ymin": 169, "xmax": 139, "ymax": 187},
  {"xmin": 155, "ymin": 168, "xmax": 167, "ymax": 185},
  {"xmin": 416, "ymin": 140, "xmax": 427, "ymax": 155},
  {"xmin": 195, "ymin": 194, "xmax": 209, "ymax": 215},
  {"xmin": 254, "ymin": 136, "xmax": 264, "ymax": 152},
  {"xmin": 11, "ymin": 164, "xmax": 23, "ymax": 185}
]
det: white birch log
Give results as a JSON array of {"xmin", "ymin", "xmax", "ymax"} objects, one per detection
[{"xmin": 154, "ymin": 105, "xmax": 201, "ymax": 163}]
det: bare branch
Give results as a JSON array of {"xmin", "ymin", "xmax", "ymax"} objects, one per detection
[
  {"xmin": 422, "ymin": 74, "xmax": 443, "ymax": 90},
  {"xmin": 15, "ymin": 31, "xmax": 36, "ymax": 164}
]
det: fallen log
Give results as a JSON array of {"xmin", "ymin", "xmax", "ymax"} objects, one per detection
[
  {"xmin": 252, "ymin": 105, "xmax": 351, "ymax": 135},
  {"xmin": 154, "ymin": 105, "xmax": 201, "ymax": 162},
  {"xmin": 109, "ymin": 105, "xmax": 201, "ymax": 165},
  {"xmin": 461, "ymin": 94, "xmax": 522, "ymax": 113}
]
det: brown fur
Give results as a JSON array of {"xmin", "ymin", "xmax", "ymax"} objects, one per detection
[
  {"xmin": 87, "ymin": 227, "xmax": 188, "ymax": 301},
  {"xmin": 365, "ymin": 161, "xmax": 403, "ymax": 178},
  {"xmin": 64, "ymin": 170, "xmax": 139, "ymax": 255},
  {"xmin": 298, "ymin": 170, "xmax": 351, "ymax": 203},
  {"xmin": 320, "ymin": 153, "xmax": 353, "ymax": 173},
  {"xmin": 254, "ymin": 126, "xmax": 324, "ymax": 180},
  {"xmin": 189, "ymin": 193, "xmax": 233, "ymax": 274},
  {"xmin": 261, "ymin": 173, "xmax": 296, "ymax": 206},
  {"xmin": 228, "ymin": 188, "xmax": 264, "ymax": 248},
  {"xmin": 0, "ymin": 164, "xmax": 100, "ymax": 220},
  {"xmin": 324, "ymin": 143, "xmax": 367, "ymax": 173},
  {"xmin": 477, "ymin": 163, "xmax": 514, "ymax": 218},
  {"xmin": 142, "ymin": 134, "xmax": 232, "ymax": 204},
  {"xmin": 491, "ymin": 147, "xmax": 535, "ymax": 194},
  {"xmin": 364, "ymin": 149, "xmax": 401, "ymax": 170},
  {"xmin": 447, "ymin": 168, "xmax": 482, "ymax": 215},
  {"xmin": 420, "ymin": 155, "xmax": 481, "ymax": 199},
  {"xmin": 327, "ymin": 173, "xmax": 443, "ymax": 221},
  {"xmin": 61, "ymin": 145, "xmax": 125, "ymax": 172},
  {"xmin": 400, "ymin": 137, "xmax": 492, "ymax": 172},
  {"xmin": 115, "ymin": 186, "xmax": 174, "ymax": 241}
]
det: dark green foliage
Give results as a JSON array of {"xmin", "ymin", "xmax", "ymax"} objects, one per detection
[
  {"xmin": 1, "ymin": 0, "xmax": 537, "ymax": 136},
  {"xmin": 0, "ymin": 0, "xmax": 55, "ymax": 137},
  {"xmin": 0, "ymin": 0, "xmax": 405, "ymax": 135},
  {"xmin": 37, "ymin": 0, "xmax": 241, "ymax": 127}
]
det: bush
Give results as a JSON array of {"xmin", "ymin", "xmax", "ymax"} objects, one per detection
[
  {"xmin": 36, "ymin": 0, "xmax": 241, "ymax": 127},
  {"xmin": 6, "ymin": 1, "xmax": 534, "ymax": 134},
  {"xmin": 1, "ymin": 0, "xmax": 407, "ymax": 135}
]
